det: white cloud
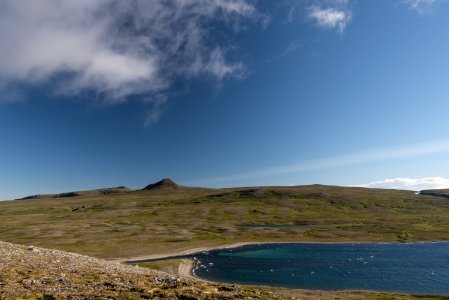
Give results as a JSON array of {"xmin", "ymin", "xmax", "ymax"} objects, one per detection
[
  {"xmin": 357, "ymin": 177, "xmax": 449, "ymax": 191},
  {"xmin": 0, "ymin": 0, "xmax": 257, "ymax": 105},
  {"xmin": 308, "ymin": 6, "xmax": 352, "ymax": 32},
  {"xmin": 403, "ymin": 0, "xmax": 440, "ymax": 13}
]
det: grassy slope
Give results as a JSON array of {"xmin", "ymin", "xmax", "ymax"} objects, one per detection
[{"xmin": 1, "ymin": 184, "xmax": 449, "ymax": 259}]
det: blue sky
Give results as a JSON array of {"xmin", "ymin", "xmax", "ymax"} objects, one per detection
[{"xmin": 1, "ymin": 0, "xmax": 449, "ymax": 199}]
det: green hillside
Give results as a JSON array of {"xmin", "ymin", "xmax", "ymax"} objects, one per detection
[{"xmin": 1, "ymin": 180, "xmax": 449, "ymax": 259}]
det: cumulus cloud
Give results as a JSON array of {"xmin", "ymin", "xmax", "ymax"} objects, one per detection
[
  {"xmin": 308, "ymin": 6, "xmax": 352, "ymax": 32},
  {"xmin": 285, "ymin": 0, "xmax": 352, "ymax": 32},
  {"xmin": 0, "ymin": 0, "xmax": 257, "ymax": 106},
  {"xmin": 357, "ymin": 177, "xmax": 449, "ymax": 191}
]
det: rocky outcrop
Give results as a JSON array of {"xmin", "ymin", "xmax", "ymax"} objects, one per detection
[{"xmin": 143, "ymin": 178, "xmax": 180, "ymax": 190}]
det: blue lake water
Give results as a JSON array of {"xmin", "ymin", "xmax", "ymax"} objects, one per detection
[{"xmin": 189, "ymin": 243, "xmax": 449, "ymax": 295}]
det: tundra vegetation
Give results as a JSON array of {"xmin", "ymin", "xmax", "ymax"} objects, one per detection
[{"xmin": 2, "ymin": 180, "xmax": 449, "ymax": 299}]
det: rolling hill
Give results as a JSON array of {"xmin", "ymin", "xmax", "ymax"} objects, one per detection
[{"xmin": 2, "ymin": 179, "xmax": 449, "ymax": 260}]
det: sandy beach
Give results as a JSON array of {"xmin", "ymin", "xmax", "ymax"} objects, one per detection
[
  {"xmin": 177, "ymin": 259, "xmax": 196, "ymax": 279},
  {"xmin": 122, "ymin": 241, "xmax": 290, "ymax": 263}
]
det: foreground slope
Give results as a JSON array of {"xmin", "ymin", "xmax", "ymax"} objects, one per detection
[
  {"xmin": 2, "ymin": 183, "xmax": 449, "ymax": 259},
  {"xmin": 0, "ymin": 241, "xmax": 290, "ymax": 299},
  {"xmin": 0, "ymin": 241, "xmax": 445, "ymax": 300}
]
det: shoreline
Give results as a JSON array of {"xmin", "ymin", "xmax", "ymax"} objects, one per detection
[
  {"xmin": 122, "ymin": 239, "xmax": 447, "ymax": 264},
  {"xmin": 157, "ymin": 241, "xmax": 449, "ymax": 298},
  {"xmin": 123, "ymin": 241, "xmax": 277, "ymax": 263}
]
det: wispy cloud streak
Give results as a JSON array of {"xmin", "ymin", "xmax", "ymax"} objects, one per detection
[
  {"xmin": 190, "ymin": 139, "xmax": 449, "ymax": 186},
  {"xmin": 403, "ymin": 0, "xmax": 441, "ymax": 13}
]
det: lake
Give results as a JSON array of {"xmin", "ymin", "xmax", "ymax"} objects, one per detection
[{"xmin": 188, "ymin": 242, "xmax": 449, "ymax": 295}]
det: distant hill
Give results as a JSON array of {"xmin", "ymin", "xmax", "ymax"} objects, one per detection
[
  {"xmin": 17, "ymin": 186, "xmax": 133, "ymax": 200},
  {"xmin": 16, "ymin": 178, "xmax": 196, "ymax": 200},
  {"xmin": 142, "ymin": 178, "xmax": 180, "ymax": 190},
  {"xmin": 16, "ymin": 179, "xmax": 449, "ymax": 201}
]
